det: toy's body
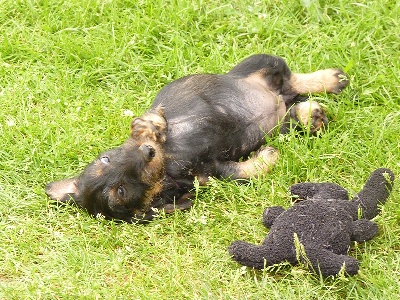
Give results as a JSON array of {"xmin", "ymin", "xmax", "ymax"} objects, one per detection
[{"xmin": 229, "ymin": 168, "xmax": 395, "ymax": 277}]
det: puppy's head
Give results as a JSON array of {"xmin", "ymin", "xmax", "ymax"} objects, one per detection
[{"xmin": 46, "ymin": 107, "xmax": 167, "ymax": 223}]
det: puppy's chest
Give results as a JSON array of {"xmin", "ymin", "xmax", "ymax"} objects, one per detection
[
  {"xmin": 239, "ymin": 76, "xmax": 285, "ymax": 109},
  {"xmin": 239, "ymin": 89, "xmax": 286, "ymax": 134}
]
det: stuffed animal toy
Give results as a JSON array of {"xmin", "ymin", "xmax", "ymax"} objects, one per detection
[{"xmin": 229, "ymin": 168, "xmax": 395, "ymax": 277}]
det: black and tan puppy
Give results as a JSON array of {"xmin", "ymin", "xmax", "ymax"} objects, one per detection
[{"xmin": 46, "ymin": 54, "xmax": 348, "ymax": 223}]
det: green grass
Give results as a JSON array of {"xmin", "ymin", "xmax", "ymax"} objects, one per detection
[{"xmin": 1, "ymin": 0, "xmax": 399, "ymax": 298}]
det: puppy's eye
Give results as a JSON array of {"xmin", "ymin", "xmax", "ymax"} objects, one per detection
[
  {"xmin": 117, "ymin": 185, "xmax": 126, "ymax": 198},
  {"xmin": 100, "ymin": 156, "xmax": 110, "ymax": 164}
]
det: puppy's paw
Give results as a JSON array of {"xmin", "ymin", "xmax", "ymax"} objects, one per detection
[
  {"xmin": 253, "ymin": 146, "xmax": 279, "ymax": 167},
  {"xmin": 294, "ymin": 101, "xmax": 328, "ymax": 134},
  {"xmin": 326, "ymin": 68, "xmax": 349, "ymax": 94},
  {"xmin": 232, "ymin": 146, "xmax": 278, "ymax": 179},
  {"xmin": 130, "ymin": 108, "xmax": 167, "ymax": 143}
]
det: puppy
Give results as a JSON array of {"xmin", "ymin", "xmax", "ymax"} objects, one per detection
[{"xmin": 46, "ymin": 54, "xmax": 348, "ymax": 222}]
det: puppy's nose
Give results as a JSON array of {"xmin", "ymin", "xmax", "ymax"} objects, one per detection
[{"xmin": 139, "ymin": 144, "xmax": 156, "ymax": 161}]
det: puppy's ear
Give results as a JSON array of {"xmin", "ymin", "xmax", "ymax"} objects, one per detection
[{"xmin": 45, "ymin": 177, "xmax": 82, "ymax": 205}]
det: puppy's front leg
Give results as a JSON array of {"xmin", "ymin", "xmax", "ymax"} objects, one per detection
[
  {"xmin": 216, "ymin": 146, "xmax": 279, "ymax": 180},
  {"xmin": 290, "ymin": 69, "xmax": 349, "ymax": 94}
]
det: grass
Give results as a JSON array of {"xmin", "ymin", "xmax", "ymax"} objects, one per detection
[{"xmin": 0, "ymin": 0, "xmax": 399, "ymax": 298}]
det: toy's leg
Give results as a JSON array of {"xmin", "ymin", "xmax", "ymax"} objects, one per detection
[
  {"xmin": 352, "ymin": 168, "xmax": 394, "ymax": 219},
  {"xmin": 262, "ymin": 206, "xmax": 285, "ymax": 228},
  {"xmin": 228, "ymin": 241, "xmax": 285, "ymax": 270},
  {"xmin": 351, "ymin": 219, "xmax": 378, "ymax": 242},
  {"xmin": 301, "ymin": 246, "xmax": 359, "ymax": 277},
  {"xmin": 290, "ymin": 182, "xmax": 349, "ymax": 202}
]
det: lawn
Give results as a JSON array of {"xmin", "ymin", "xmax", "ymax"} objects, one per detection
[{"xmin": 0, "ymin": 0, "xmax": 399, "ymax": 299}]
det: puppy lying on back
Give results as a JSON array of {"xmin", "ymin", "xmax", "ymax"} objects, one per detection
[{"xmin": 46, "ymin": 54, "xmax": 348, "ymax": 222}]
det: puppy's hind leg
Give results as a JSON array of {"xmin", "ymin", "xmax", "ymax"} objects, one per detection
[
  {"xmin": 216, "ymin": 146, "xmax": 279, "ymax": 180},
  {"xmin": 291, "ymin": 100, "xmax": 328, "ymax": 134}
]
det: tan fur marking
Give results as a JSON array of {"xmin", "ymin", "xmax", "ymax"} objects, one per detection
[
  {"xmin": 197, "ymin": 175, "xmax": 210, "ymax": 186},
  {"xmin": 244, "ymin": 72, "xmax": 270, "ymax": 90},
  {"xmin": 133, "ymin": 180, "xmax": 164, "ymax": 215},
  {"xmin": 91, "ymin": 160, "xmax": 107, "ymax": 177}
]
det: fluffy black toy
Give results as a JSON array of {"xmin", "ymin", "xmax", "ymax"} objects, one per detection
[{"xmin": 229, "ymin": 168, "xmax": 395, "ymax": 277}]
